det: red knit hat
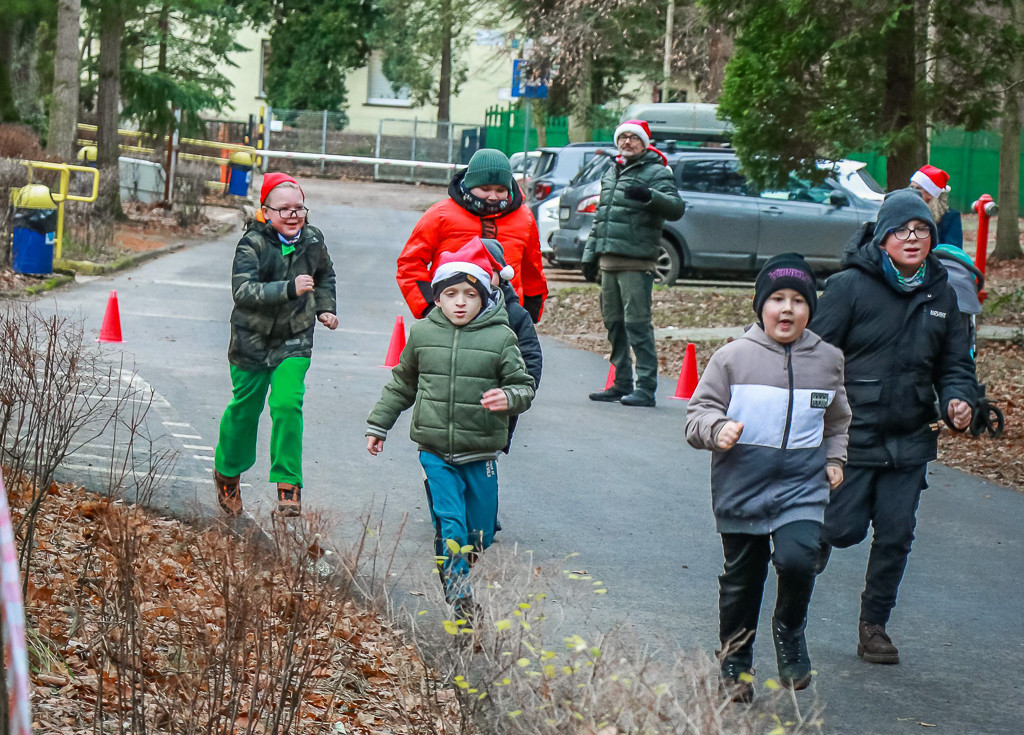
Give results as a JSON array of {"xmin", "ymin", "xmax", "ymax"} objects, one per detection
[
  {"xmin": 614, "ymin": 119, "xmax": 652, "ymax": 148},
  {"xmin": 260, "ymin": 172, "xmax": 303, "ymax": 205},
  {"xmin": 910, "ymin": 165, "xmax": 951, "ymax": 197}
]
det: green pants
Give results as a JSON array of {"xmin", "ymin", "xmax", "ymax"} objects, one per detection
[
  {"xmin": 214, "ymin": 357, "xmax": 310, "ymax": 485},
  {"xmin": 600, "ymin": 269, "xmax": 658, "ymax": 396}
]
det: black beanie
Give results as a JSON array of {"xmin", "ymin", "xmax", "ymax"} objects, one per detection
[{"xmin": 753, "ymin": 253, "xmax": 818, "ymax": 323}]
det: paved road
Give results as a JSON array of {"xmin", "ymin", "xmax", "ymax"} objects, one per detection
[{"xmin": 33, "ymin": 184, "xmax": 1023, "ymax": 734}]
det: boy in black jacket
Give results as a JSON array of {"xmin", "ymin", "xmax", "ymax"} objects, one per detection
[{"xmin": 810, "ymin": 188, "xmax": 978, "ymax": 665}]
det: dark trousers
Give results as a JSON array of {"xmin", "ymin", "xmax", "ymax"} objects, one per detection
[
  {"xmin": 600, "ymin": 270, "xmax": 657, "ymax": 396},
  {"xmin": 821, "ymin": 463, "xmax": 928, "ymax": 625},
  {"xmin": 719, "ymin": 520, "xmax": 821, "ymax": 664}
]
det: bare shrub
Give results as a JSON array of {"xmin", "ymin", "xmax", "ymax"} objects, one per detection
[
  {"xmin": 0, "ymin": 125, "xmax": 48, "ymax": 160},
  {"xmin": 173, "ymin": 163, "xmax": 209, "ymax": 228}
]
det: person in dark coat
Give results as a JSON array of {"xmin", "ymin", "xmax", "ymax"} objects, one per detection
[{"xmin": 809, "ymin": 188, "xmax": 979, "ymax": 665}]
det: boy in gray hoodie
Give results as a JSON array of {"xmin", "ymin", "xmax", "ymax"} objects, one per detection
[{"xmin": 685, "ymin": 253, "xmax": 851, "ymax": 702}]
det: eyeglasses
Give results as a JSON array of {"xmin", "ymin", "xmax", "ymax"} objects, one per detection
[
  {"xmin": 264, "ymin": 205, "xmax": 308, "ymax": 218},
  {"xmin": 889, "ymin": 224, "xmax": 931, "ymax": 241},
  {"xmin": 617, "ymin": 133, "xmax": 642, "ymax": 143}
]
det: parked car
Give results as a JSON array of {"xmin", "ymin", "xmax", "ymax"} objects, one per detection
[
  {"xmin": 510, "ymin": 150, "xmax": 540, "ymax": 191},
  {"xmin": 527, "ymin": 142, "xmax": 616, "ymax": 213},
  {"xmin": 550, "ymin": 149, "xmax": 884, "ymax": 285},
  {"xmin": 536, "ymin": 194, "xmax": 561, "ymax": 256}
]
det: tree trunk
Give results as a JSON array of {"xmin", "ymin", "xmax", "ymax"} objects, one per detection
[
  {"xmin": 47, "ymin": 0, "xmax": 82, "ymax": 160},
  {"xmin": 0, "ymin": 26, "xmax": 20, "ymax": 122},
  {"xmin": 994, "ymin": 0, "xmax": 1024, "ymax": 260},
  {"xmin": 883, "ymin": 5, "xmax": 920, "ymax": 190},
  {"xmin": 437, "ymin": 0, "xmax": 452, "ymax": 133},
  {"xmin": 96, "ymin": 0, "xmax": 123, "ymax": 216}
]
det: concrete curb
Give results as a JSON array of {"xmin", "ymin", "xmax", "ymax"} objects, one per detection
[{"xmin": 654, "ymin": 324, "xmax": 1022, "ymax": 343}]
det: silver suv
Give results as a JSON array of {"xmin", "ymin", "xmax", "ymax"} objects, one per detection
[{"xmin": 549, "ymin": 149, "xmax": 884, "ymax": 285}]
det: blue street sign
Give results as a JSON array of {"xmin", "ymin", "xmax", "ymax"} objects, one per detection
[{"xmin": 512, "ymin": 59, "xmax": 549, "ymax": 100}]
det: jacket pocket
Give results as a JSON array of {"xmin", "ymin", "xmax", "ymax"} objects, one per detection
[
  {"xmin": 847, "ymin": 379, "xmax": 882, "ymax": 405},
  {"xmin": 231, "ymin": 308, "xmax": 274, "ymax": 335}
]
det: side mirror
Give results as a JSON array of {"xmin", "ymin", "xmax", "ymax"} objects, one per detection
[{"xmin": 829, "ymin": 190, "xmax": 849, "ymax": 207}]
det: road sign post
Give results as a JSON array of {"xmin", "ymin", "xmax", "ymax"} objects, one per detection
[{"xmin": 511, "ymin": 59, "xmax": 549, "ymax": 155}]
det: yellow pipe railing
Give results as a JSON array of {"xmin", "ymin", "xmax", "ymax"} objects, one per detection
[{"xmin": 19, "ymin": 161, "xmax": 100, "ymax": 260}]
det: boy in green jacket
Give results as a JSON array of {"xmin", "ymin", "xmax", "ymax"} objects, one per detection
[
  {"xmin": 366, "ymin": 237, "xmax": 535, "ymax": 620},
  {"xmin": 213, "ymin": 173, "xmax": 337, "ymax": 518}
]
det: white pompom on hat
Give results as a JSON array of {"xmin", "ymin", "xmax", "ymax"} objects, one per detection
[{"xmin": 614, "ymin": 119, "xmax": 652, "ymax": 148}]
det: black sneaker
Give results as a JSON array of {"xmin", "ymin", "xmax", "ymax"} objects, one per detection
[
  {"xmin": 772, "ymin": 617, "xmax": 812, "ymax": 690},
  {"xmin": 589, "ymin": 386, "xmax": 631, "ymax": 402},
  {"xmin": 719, "ymin": 660, "xmax": 754, "ymax": 704},
  {"xmin": 620, "ymin": 391, "xmax": 656, "ymax": 407}
]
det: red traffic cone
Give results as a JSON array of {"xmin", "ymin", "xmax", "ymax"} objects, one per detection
[
  {"xmin": 671, "ymin": 342, "xmax": 699, "ymax": 400},
  {"xmin": 97, "ymin": 290, "xmax": 123, "ymax": 343},
  {"xmin": 604, "ymin": 362, "xmax": 616, "ymax": 390},
  {"xmin": 381, "ymin": 315, "xmax": 406, "ymax": 368}
]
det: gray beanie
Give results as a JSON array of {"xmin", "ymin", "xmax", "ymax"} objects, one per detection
[
  {"xmin": 462, "ymin": 149, "xmax": 514, "ymax": 190},
  {"xmin": 871, "ymin": 188, "xmax": 937, "ymax": 250}
]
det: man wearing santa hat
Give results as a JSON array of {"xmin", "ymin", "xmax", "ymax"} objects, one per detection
[
  {"xmin": 910, "ymin": 164, "xmax": 963, "ymax": 249},
  {"xmin": 582, "ymin": 119, "xmax": 685, "ymax": 408}
]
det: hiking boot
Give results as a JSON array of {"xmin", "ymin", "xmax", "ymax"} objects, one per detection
[
  {"xmin": 772, "ymin": 617, "xmax": 812, "ymax": 690},
  {"xmin": 620, "ymin": 391, "xmax": 656, "ymax": 408},
  {"xmin": 276, "ymin": 482, "xmax": 302, "ymax": 517},
  {"xmin": 719, "ymin": 659, "xmax": 754, "ymax": 704},
  {"xmin": 858, "ymin": 621, "xmax": 899, "ymax": 664},
  {"xmin": 214, "ymin": 469, "xmax": 242, "ymax": 516},
  {"xmin": 589, "ymin": 386, "xmax": 631, "ymax": 402}
]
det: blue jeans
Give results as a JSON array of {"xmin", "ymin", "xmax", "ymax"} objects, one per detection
[{"xmin": 420, "ymin": 452, "xmax": 499, "ymax": 602}]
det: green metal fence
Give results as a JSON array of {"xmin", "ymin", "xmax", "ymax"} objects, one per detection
[
  {"xmin": 848, "ymin": 127, "xmax": 1022, "ymax": 212},
  {"xmin": 484, "ymin": 105, "xmax": 614, "ymax": 154}
]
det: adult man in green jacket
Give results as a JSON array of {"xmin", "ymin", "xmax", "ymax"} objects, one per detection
[{"xmin": 582, "ymin": 120, "xmax": 685, "ymax": 407}]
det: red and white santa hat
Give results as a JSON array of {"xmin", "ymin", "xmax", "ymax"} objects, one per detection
[
  {"xmin": 614, "ymin": 119, "xmax": 652, "ymax": 148},
  {"xmin": 910, "ymin": 165, "xmax": 951, "ymax": 197},
  {"xmin": 431, "ymin": 237, "xmax": 507, "ymax": 299}
]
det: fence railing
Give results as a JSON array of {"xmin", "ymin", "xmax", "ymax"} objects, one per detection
[{"xmin": 483, "ymin": 104, "xmax": 617, "ymax": 156}]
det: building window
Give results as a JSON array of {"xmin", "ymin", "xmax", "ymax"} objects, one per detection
[
  {"xmin": 366, "ymin": 53, "xmax": 412, "ymax": 107},
  {"xmin": 258, "ymin": 39, "xmax": 271, "ymax": 99}
]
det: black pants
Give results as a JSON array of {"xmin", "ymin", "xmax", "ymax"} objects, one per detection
[
  {"xmin": 719, "ymin": 520, "xmax": 821, "ymax": 663},
  {"xmin": 821, "ymin": 463, "xmax": 928, "ymax": 625}
]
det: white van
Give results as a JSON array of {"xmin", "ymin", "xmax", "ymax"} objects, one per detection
[{"xmin": 619, "ymin": 103, "xmax": 732, "ymax": 144}]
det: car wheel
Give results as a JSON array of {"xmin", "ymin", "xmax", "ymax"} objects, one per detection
[{"xmin": 655, "ymin": 238, "xmax": 682, "ymax": 286}]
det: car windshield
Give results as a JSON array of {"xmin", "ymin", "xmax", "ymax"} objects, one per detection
[
  {"xmin": 570, "ymin": 152, "xmax": 613, "ymax": 185},
  {"xmin": 533, "ymin": 151, "xmax": 557, "ymax": 178}
]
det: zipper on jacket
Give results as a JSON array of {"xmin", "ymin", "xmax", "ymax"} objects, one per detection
[
  {"xmin": 781, "ymin": 344, "xmax": 794, "ymax": 449},
  {"xmin": 448, "ymin": 328, "xmax": 460, "ymax": 460}
]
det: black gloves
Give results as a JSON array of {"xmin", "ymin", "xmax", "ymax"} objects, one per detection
[
  {"xmin": 523, "ymin": 295, "xmax": 543, "ymax": 324},
  {"xmin": 624, "ymin": 185, "xmax": 652, "ymax": 203},
  {"xmin": 581, "ymin": 261, "xmax": 600, "ymax": 283}
]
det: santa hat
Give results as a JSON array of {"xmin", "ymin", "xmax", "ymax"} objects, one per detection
[
  {"xmin": 260, "ymin": 172, "xmax": 303, "ymax": 205},
  {"xmin": 431, "ymin": 237, "xmax": 505, "ymax": 302},
  {"xmin": 480, "ymin": 238, "xmax": 515, "ymax": 282},
  {"xmin": 910, "ymin": 165, "xmax": 951, "ymax": 197},
  {"xmin": 614, "ymin": 119, "xmax": 652, "ymax": 148}
]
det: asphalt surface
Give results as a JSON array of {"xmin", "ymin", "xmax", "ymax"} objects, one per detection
[{"xmin": 30, "ymin": 187, "xmax": 1024, "ymax": 734}]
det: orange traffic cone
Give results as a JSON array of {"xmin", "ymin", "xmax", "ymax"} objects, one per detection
[
  {"xmin": 671, "ymin": 342, "xmax": 699, "ymax": 400},
  {"xmin": 381, "ymin": 315, "xmax": 406, "ymax": 367},
  {"xmin": 97, "ymin": 290, "xmax": 123, "ymax": 343},
  {"xmin": 604, "ymin": 362, "xmax": 616, "ymax": 390}
]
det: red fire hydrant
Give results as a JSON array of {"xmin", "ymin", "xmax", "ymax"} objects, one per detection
[{"xmin": 971, "ymin": 193, "xmax": 998, "ymax": 302}]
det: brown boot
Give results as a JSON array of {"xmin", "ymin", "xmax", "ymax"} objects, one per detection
[
  {"xmin": 276, "ymin": 483, "xmax": 302, "ymax": 517},
  {"xmin": 214, "ymin": 470, "xmax": 242, "ymax": 516},
  {"xmin": 858, "ymin": 621, "xmax": 899, "ymax": 664}
]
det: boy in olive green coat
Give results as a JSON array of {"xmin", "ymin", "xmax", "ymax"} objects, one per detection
[{"xmin": 366, "ymin": 237, "xmax": 534, "ymax": 618}]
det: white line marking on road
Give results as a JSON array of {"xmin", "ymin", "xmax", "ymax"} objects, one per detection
[
  {"xmin": 163, "ymin": 422, "xmax": 191, "ymax": 427},
  {"xmin": 193, "ymin": 455, "xmax": 215, "ymax": 462},
  {"xmin": 153, "ymin": 279, "xmax": 231, "ymax": 290},
  {"xmin": 172, "ymin": 433, "xmax": 202, "ymax": 439},
  {"xmin": 58, "ymin": 464, "xmax": 209, "ymax": 484},
  {"xmin": 182, "ymin": 444, "xmax": 214, "ymax": 451}
]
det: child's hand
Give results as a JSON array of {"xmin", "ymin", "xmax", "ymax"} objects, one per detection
[
  {"xmin": 366, "ymin": 436, "xmax": 385, "ymax": 455},
  {"xmin": 716, "ymin": 420, "xmax": 744, "ymax": 450},
  {"xmin": 294, "ymin": 274, "xmax": 314, "ymax": 295},
  {"xmin": 827, "ymin": 465, "xmax": 844, "ymax": 490},
  {"xmin": 318, "ymin": 313, "xmax": 338, "ymax": 330},
  {"xmin": 481, "ymin": 388, "xmax": 508, "ymax": 412}
]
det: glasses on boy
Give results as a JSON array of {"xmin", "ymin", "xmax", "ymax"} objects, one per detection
[
  {"xmin": 889, "ymin": 224, "xmax": 930, "ymax": 241},
  {"xmin": 264, "ymin": 205, "xmax": 309, "ymax": 218}
]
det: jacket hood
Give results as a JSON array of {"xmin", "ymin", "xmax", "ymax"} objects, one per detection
[
  {"xmin": 840, "ymin": 221, "xmax": 949, "ymax": 291},
  {"xmin": 427, "ymin": 288, "xmax": 510, "ymax": 331},
  {"xmin": 448, "ymin": 168, "xmax": 524, "ymax": 218},
  {"xmin": 741, "ymin": 322, "xmax": 824, "ymax": 355}
]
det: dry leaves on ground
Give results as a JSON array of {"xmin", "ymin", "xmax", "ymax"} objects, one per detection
[{"xmin": 13, "ymin": 477, "xmax": 461, "ymax": 734}]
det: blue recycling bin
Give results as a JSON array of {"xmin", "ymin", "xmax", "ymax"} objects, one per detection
[
  {"xmin": 228, "ymin": 151, "xmax": 254, "ymax": 196},
  {"xmin": 11, "ymin": 184, "xmax": 58, "ymax": 276}
]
